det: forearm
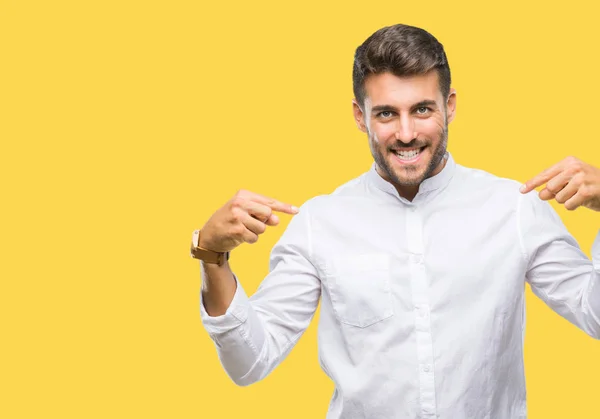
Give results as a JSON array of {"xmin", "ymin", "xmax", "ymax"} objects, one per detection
[
  {"xmin": 198, "ymin": 201, "xmax": 321, "ymax": 384},
  {"xmin": 584, "ymin": 231, "xmax": 600, "ymax": 337},
  {"xmin": 521, "ymin": 192, "xmax": 600, "ymax": 338},
  {"xmin": 200, "ymin": 260, "xmax": 237, "ymax": 316},
  {"xmin": 199, "ymin": 262, "xmax": 321, "ymax": 385},
  {"xmin": 583, "ymin": 270, "xmax": 600, "ymax": 338},
  {"xmin": 200, "ymin": 271, "xmax": 268, "ymax": 385},
  {"xmin": 567, "ymin": 231, "xmax": 600, "ymax": 338},
  {"xmin": 527, "ymin": 230, "xmax": 600, "ymax": 339}
]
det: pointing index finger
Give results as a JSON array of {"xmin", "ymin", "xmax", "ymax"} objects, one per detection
[
  {"xmin": 248, "ymin": 192, "xmax": 299, "ymax": 215},
  {"xmin": 520, "ymin": 163, "xmax": 563, "ymax": 194}
]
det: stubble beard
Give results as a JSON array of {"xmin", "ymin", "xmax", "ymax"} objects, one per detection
[{"xmin": 369, "ymin": 123, "xmax": 448, "ymax": 188}]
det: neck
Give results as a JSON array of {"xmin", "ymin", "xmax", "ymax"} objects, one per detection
[{"xmin": 396, "ymin": 185, "xmax": 419, "ymax": 202}]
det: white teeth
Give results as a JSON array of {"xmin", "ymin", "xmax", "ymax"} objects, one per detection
[{"xmin": 395, "ymin": 148, "xmax": 421, "ymax": 160}]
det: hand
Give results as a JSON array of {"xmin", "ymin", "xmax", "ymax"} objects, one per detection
[
  {"xmin": 520, "ymin": 156, "xmax": 600, "ymax": 211},
  {"xmin": 198, "ymin": 189, "xmax": 299, "ymax": 252}
]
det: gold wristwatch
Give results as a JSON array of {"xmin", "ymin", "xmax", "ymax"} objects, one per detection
[{"xmin": 190, "ymin": 229, "xmax": 229, "ymax": 266}]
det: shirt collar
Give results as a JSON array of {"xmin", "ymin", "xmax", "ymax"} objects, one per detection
[{"xmin": 366, "ymin": 151, "xmax": 456, "ymax": 203}]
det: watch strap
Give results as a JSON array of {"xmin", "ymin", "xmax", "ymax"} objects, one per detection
[{"xmin": 190, "ymin": 230, "xmax": 229, "ymax": 266}]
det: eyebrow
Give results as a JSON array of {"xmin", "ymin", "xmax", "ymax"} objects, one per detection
[{"xmin": 371, "ymin": 100, "xmax": 438, "ymax": 114}]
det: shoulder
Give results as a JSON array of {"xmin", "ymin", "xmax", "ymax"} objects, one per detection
[
  {"xmin": 295, "ymin": 170, "xmax": 378, "ymax": 219},
  {"xmin": 446, "ymin": 163, "xmax": 525, "ymax": 208},
  {"xmin": 453, "ymin": 163, "xmax": 522, "ymax": 194}
]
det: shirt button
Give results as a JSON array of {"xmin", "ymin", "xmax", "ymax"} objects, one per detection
[{"xmin": 423, "ymin": 365, "xmax": 431, "ymax": 372}]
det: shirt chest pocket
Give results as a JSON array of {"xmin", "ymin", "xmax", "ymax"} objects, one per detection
[{"xmin": 323, "ymin": 253, "xmax": 394, "ymax": 328}]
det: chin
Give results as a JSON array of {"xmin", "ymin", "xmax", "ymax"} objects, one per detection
[
  {"xmin": 395, "ymin": 173, "xmax": 426, "ymax": 187},
  {"xmin": 389, "ymin": 161, "xmax": 429, "ymax": 185}
]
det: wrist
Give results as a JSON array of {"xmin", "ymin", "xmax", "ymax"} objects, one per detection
[
  {"xmin": 190, "ymin": 229, "xmax": 230, "ymax": 266},
  {"xmin": 198, "ymin": 233, "xmax": 214, "ymax": 251}
]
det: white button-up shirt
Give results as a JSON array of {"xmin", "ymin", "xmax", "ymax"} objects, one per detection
[{"xmin": 200, "ymin": 152, "xmax": 600, "ymax": 419}]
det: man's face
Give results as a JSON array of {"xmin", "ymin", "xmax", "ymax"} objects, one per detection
[{"xmin": 353, "ymin": 71, "xmax": 457, "ymax": 190}]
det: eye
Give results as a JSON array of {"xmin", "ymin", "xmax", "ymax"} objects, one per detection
[
  {"xmin": 377, "ymin": 111, "xmax": 394, "ymax": 118},
  {"xmin": 416, "ymin": 107, "xmax": 430, "ymax": 115}
]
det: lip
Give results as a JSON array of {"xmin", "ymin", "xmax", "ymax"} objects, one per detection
[{"xmin": 392, "ymin": 147, "xmax": 425, "ymax": 165}]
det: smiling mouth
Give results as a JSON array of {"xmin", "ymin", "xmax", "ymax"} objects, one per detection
[{"xmin": 392, "ymin": 146, "xmax": 426, "ymax": 162}]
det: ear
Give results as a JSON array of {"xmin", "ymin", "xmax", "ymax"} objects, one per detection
[
  {"xmin": 446, "ymin": 88, "xmax": 457, "ymax": 124},
  {"xmin": 352, "ymin": 99, "xmax": 368, "ymax": 133}
]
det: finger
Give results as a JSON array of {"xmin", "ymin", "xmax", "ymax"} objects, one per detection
[
  {"xmin": 242, "ymin": 201, "xmax": 280, "ymax": 225},
  {"xmin": 564, "ymin": 190, "xmax": 587, "ymax": 211},
  {"xmin": 520, "ymin": 163, "xmax": 564, "ymax": 193},
  {"xmin": 264, "ymin": 213, "xmax": 280, "ymax": 226},
  {"xmin": 240, "ymin": 190, "xmax": 299, "ymax": 214},
  {"xmin": 242, "ymin": 230, "xmax": 259, "ymax": 244},
  {"xmin": 538, "ymin": 170, "xmax": 572, "ymax": 200},
  {"xmin": 237, "ymin": 223, "xmax": 261, "ymax": 245},
  {"xmin": 538, "ymin": 188, "xmax": 555, "ymax": 201},
  {"xmin": 250, "ymin": 213, "xmax": 279, "ymax": 226},
  {"xmin": 545, "ymin": 170, "xmax": 573, "ymax": 195},
  {"xmin": 554, "ymin": 180, "xmax": 579, "ymax": 204},
  {"xmin": 241, "ymin": 213, "xmax": 268, "ymax": 236},
  {"xmin": 241, "ymin": 200, "xmax": 272, "ymax": 222},
  {"xmin": 251, "ymin": 213, "xmax": 281, "ymax": 227}
]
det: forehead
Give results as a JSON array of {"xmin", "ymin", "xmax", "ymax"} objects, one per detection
[{"xmin": 363, "ymin": 71, "xmax": 442, "ymax": 108}]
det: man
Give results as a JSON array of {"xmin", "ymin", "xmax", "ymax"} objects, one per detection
[{"xmin": 191, "ymin": 24, "xmax": 600, "ymax": 418}]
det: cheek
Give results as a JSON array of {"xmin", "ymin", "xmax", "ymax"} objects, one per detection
[
  {"xmin": 371, "ymin": 123, "xmax": 396, "ymax": 144},
  {"xmin": 418, "ymin": 118, "xmax": 445, "ymax": 137}
]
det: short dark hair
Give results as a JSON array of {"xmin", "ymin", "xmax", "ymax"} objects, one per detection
[{"xmin": 353, "ymin": 24, "xmax": 451, "ymax": 108}]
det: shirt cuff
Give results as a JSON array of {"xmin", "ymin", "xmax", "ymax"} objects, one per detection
[
  {"xmin": 200, "ymin": 274, "xmax": 250, "ymax": 335},
  {"xmin": 593, "ymin": 229, "xmax": 600, "ymax": 271}
]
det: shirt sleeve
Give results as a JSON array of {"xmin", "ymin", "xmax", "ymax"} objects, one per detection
[
  {"xmin": 518, "ymin": 191, "xmax": 600, "ymax": 339},
  {"xmin": 199, "ymin": 202, "xmax": 322, "ymax": 385}
]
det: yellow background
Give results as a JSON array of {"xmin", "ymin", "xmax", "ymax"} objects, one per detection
[{"xmin": 1, "ymin": 1, "xmax": 599, "ymax": 418}]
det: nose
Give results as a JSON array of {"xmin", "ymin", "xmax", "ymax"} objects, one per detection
[{"xmin": 394, "ymin": 114, "xmax": 416, "ymax": 143}]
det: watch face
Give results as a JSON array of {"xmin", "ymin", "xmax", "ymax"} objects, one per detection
[{"xmin": 192, "ymin": 230, "xmax": 200, "ymax": 247}]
